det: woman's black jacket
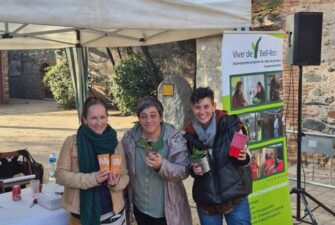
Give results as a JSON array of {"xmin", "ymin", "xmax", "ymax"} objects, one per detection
[{"xmin": 184, "ymin": 110, "xmax": 252, "ymax": 206}]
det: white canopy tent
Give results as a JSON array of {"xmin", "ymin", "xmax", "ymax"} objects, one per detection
[
  {"xmin": 0, "ymin": 0, "xmax": 250, "ymax": 49},
  {"xmin": 0, "ymin": 0, "xmax": 251, "ymax": 117}
]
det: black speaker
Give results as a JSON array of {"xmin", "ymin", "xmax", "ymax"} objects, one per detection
[{"xmin": 285, "ymin": 12, "xmax": 323, "ymax": 65}]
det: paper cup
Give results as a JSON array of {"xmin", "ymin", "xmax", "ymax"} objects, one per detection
[
  {"xmin": 110, "ymin": 155, "xmax": 122, "ymax": 175},
  {"xmin": 98, "ymin": 154, "xmax": 110, "ymax": 170}
]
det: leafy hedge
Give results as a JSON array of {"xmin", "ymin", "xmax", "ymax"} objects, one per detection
[
  {"xmin": 43, "ymin": 60, "xmax": 76, "ymax": 109},
  {"xmin": 44, "ymin": 54, "xmax": 157, "ymax": 113},
  {"xmin": 109, "ymin": 55, "xmax": 157, "ymax": 114}
]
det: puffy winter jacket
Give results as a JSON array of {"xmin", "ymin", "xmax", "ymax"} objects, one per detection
[{"xmin": 184, "ymin": 110, "xmax": 252, "ymax": 206}]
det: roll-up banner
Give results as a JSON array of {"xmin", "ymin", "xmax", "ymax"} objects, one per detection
[{"xmin": 222, "ymin": 32, "xmax": 292, "ymax": 225}]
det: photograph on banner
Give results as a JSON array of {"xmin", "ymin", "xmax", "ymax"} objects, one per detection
[
  {"xmin": 231, "ymin": 74, "xmax": 265, "ymax": 109},
  {"xmin": 240, "ymin": 112, "xmax": 263, "ymax": 143},
  {"xmin": 250, "ymin": 143, "xmax": 285, "ymax": 181},
  {"xmin": 266, "ymin": 72, "xmax": 283, "ymax": 102},
  {"xmin": 262, "ymin": 108, "xmax": 284, "ymax": 140},
  {"xmin": 250, "ymin": 150, "xmax": 261, "ymax": 180},
  {"xmin": 261, "ymin": 143, "xmax": 285, "ymax": 178}
]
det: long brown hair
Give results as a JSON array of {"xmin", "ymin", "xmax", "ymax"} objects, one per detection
[{"xmin": 233, "ymin": 81, "xmax": 243, "ymax": 97}]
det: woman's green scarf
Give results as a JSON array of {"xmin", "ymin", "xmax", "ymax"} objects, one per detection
[{"xmin": 76, "ymin": 124, "xmax": 118, "ymax": 225}]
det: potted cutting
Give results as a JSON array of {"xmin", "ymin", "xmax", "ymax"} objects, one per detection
[{"xmin": 191, "ymin": 146, "xmax": 210, "ymax": 173}]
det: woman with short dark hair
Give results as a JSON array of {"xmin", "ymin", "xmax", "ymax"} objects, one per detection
[
  {"xmin": 122, "ymin": 96, "xmax": 192, "ymax": 225},
  {"xmin": 185, "ymin": 87, "xmax": 252, "ymax": 225}
]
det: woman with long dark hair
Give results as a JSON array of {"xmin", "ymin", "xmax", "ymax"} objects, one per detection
[
  {"xmin": 232, "ymin": 81, "xmax": 247, "ymax": 108},
  {"xmin": 253, "ymin": 81, "xmax": 265, "ymax": 104}
]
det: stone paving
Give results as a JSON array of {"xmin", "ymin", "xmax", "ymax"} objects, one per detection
[
  {"xmin": 288, "ymin": 164, "xmax": 335, "ymax": 225},
  {"xmin": 1, "ymin": 99, "xmax": 335, "ymax": 224}
]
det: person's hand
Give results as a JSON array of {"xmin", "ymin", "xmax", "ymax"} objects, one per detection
[
  {"xmin": 238, "ymin": 146, "xmax": 248, "ymax": 161},
  {"xmin": 192, "ymin": 163, "xmax": 203, "ymax": 176},
  {"xmin": 144, "ymin": 152, "xmax": 162, "ymax": 170},
  {"xmin": 108, "ymin": 172, "xmax": 120, "ymax": 186},
  {"xmin": 95, "ymin": 169, "xmax": 110, "ymax": 184}
]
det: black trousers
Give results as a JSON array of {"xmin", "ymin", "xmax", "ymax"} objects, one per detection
[{"xmin": 133, "ymin": 205, "xmax": 167, "ymax": 225}]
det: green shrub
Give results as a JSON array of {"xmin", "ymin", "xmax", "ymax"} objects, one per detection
[
  {"xmin": 43, "ymin": 60, "xmax": 76, "ymax": 108},
  {"xmin": 265, "ymin": 0, "xmax": 282, "ymax": 11},
  {"xmin": 44, "ymin": 59, "xmax": 113, "ymax": 109},
  {"xmin": 109, "ymin": 55, "xmax": 157, "ymax": 114},
  {"xmin": 257, "ymin": 16, "xmax": 265, "ymax": 26}
]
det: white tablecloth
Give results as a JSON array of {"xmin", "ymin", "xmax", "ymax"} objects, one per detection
[{"xmin": 0, "ymin": 184, "xmax": 69, "ymax": 225}]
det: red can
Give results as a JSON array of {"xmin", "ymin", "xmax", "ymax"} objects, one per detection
[{"xmin": 12, "ymin": 185, "xmax": 21, "ymax": 201}]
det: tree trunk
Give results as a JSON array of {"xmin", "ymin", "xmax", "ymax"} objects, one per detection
[
  {"xmin": 140, "ymin": 46, "xmax": 161, "ymax": 88},
  {"xmin": 117, "ymin": 47, "xmax": 122, "ymax": 59},
  {"xmin": 126, "ymin": 47, "xmax": 133, "ymax": 55},
  {"xmin": 105, "ymin": 48, "xmax": 116, "ymax": 70}
]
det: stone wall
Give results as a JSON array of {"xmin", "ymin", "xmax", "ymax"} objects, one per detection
[
  {"xmin": 280, "ymin": 1, "xmax": 335, "ymax": 161},
  {"xmin": 8, "ymin": 50, "xmax": 56, "ymax": 99},
  {"xmin": 196, "ymin": 35, "xmax": 223, "ymax": 108}
]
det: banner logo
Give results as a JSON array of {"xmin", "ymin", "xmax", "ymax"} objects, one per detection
[{"xmin": 252, "ymin": 37, "xmax": 262, "ymax": 58}]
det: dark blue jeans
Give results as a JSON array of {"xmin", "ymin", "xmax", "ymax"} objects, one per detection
[{"xmin": 197, "ymin": 197, "xmax": 251, "ymax": 225}]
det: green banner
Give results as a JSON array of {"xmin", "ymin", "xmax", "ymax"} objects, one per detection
[{"xmin": 221, "ymin": 32, "xmax": 292, "ymax": 225}]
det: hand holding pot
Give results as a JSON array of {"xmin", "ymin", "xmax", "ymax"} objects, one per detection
[
  {"xmin": 145, "ymin": 152, "xmax": 162, "ymax": 170},
  {"xmin": 192, "ymin": 163, "xmax": 203, "ymax": 176}
]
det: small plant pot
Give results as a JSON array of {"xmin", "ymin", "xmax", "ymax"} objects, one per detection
[
  {"xmin": 144, "ymin": 147, "xmax": 158, "ymax": 157},
  {"xmin": 192, "ymin": 154, "xmax": 210, "ymax": 173}
]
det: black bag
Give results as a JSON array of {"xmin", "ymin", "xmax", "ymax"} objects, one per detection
[
  {"xmin": 18, "ymin": 149, "xmax": 44, "ymax": 184},
  {"xmin": 0, "ymin": 149, "xmax": 44, "ymax": 184}
]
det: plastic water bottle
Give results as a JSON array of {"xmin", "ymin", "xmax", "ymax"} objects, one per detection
[{"xmin": 48, "ymin": 153, "xmax": 57, "ymax": 182}]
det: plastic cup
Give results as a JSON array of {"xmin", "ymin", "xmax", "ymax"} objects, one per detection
[{"xmin": 30, "ymin": 179, "xmax": 40, "ymax": 197}]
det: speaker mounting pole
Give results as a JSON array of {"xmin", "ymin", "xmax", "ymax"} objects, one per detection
[{"xmin": 290, "ymin": 65, "xmax": 335, "ymax": 224}]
